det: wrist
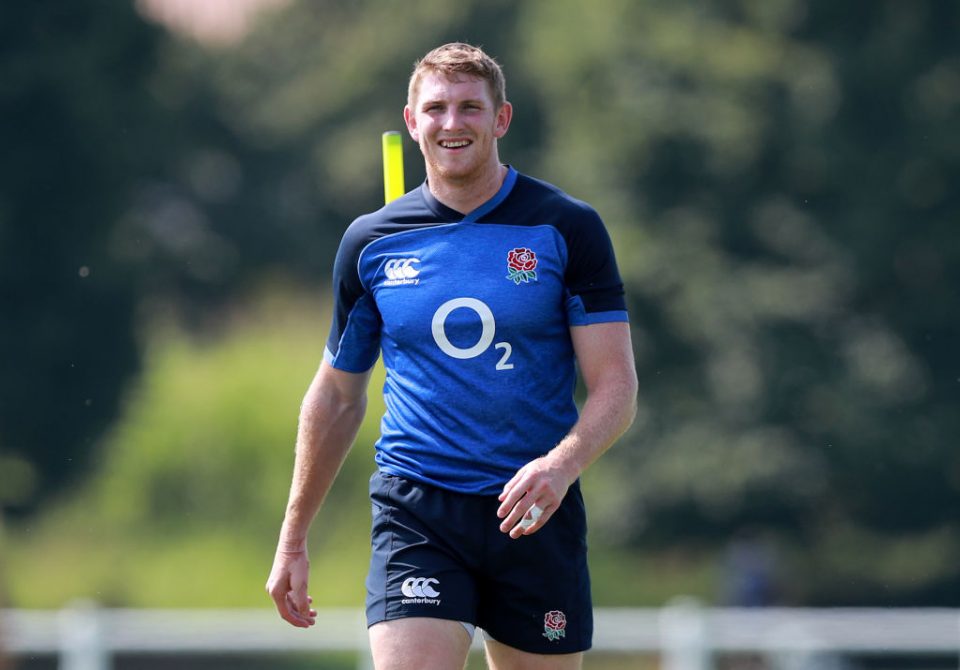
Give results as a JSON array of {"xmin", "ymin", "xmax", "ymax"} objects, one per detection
[
  {"xmin": 544, "ymin": 445, "xmax": 583, "ymax": 485},
  {"xmin": 277, "ymin": 530, "xmax": 308, "ymax": 553},
  {"xmin": 277, "ymin": 542, "xmax": 307, "ymax": 554}
]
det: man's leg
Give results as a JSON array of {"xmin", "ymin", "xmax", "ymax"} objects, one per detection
[
  {"xmin": 484, "ymin": 637, "xmax": 583, "ymax": 670},
  {"xmin": 369, "ymin": 617, "xmax": 473, "ymax": 670}
]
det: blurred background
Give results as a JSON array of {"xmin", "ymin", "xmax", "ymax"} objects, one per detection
[{"xmin": 1, "ymin": 0, "xmax": 958, "ymax": 668}]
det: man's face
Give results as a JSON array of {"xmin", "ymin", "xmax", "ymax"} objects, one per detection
[{"xmin": 404, "ymin": 72, "xmax": 511, "ymax": 184}]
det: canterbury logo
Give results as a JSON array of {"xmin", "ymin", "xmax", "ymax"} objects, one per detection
[
  {"xmin": 401, "ymin": 577, "xmax": 440, "ymax": 598},
  {"xmin": 384, "ymin": 258, "xmax": 421, "ymax": 281}
]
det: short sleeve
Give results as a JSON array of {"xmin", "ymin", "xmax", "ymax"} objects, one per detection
[
  {"xmin": 563, "ymin": 208, "xmax": 628, "ymax": 326},
  {"xmin": 324, "ymin": 220, "xmax": 382, "ymax": 372}
]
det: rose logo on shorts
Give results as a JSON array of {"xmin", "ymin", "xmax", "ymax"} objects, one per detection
[
  {"xmin": 506, "ymin": 247, "xmax": 538, "ymax": 284},
  {"xmin": 542, "ymin": 610, "xmax": 567, "ymax": 642}
]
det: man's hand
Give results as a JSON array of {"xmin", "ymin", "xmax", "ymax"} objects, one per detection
[
  {"xmin": 497, "ymin": 322, "xmax": 637, "ymax": 540},
  {"xmin": 266, "ymin": 548, "xmax": 317, "ymax": 628},
  {"xmin": 496, "ymin": 455, "xmax": 577, "ymax": 539}
]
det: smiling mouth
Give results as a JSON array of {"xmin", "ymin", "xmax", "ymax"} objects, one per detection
[{"xmin": 439, "ymin": 139, "xmax": 472, "ymax": 149}]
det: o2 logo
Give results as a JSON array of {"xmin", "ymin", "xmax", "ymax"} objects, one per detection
[{"xmin": 431, "ymin": 297, "xmax": 514, "ymax": 370}]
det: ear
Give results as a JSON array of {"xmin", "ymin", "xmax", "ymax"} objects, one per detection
[
  {"xmin": 404, "ymin": 105, "xmax": 419, "ymax": 142},
  {"xmin": 494, "ymin": 101, "xmax": 513, "ymax": 139}
]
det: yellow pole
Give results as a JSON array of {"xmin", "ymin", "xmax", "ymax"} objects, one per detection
[{"xmin": 382, "ymin": 131, "xmax": 405, "ymax": 204}]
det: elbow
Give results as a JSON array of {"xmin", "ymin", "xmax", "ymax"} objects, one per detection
[
  {"xmin": 300, "ymin": 385, "xmax": 368, "ymax": 425},
  {"xmin": 327, "ymin": 393, "xmax": 368, "ymax": 423},
  {"xmin": 344, "ymin": 394, "xmax": 368, "ymax": 423}
]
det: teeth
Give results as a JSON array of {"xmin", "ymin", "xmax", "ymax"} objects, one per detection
[{"xmin": 441, "ymin": 140, "xmax": 470, "ymax": 148}]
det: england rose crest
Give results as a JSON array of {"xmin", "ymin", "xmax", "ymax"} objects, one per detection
[
  {"xmin": 542, "ymin": 610, "xmax": 567, "ymax": 642},
  {"xmin": 506, "ymin": 247, "xmax": 538, "ymax": 284}
]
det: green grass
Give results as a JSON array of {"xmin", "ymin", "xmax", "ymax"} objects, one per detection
[{"xmin": 5, "ymin": 287, "xmax": 383, "ymax": 608}]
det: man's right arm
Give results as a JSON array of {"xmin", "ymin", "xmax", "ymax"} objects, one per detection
[{"xmin": 266, "ymin": 359, "xmax": 372, "ymax": 627}]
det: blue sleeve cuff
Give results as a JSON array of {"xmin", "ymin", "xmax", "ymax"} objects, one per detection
[
  {"xmin": 323, "ymin": 345, "xmax": 379, "ymax": 373},
  {"xmin": 574, "ymin": 309, "xmax": 629, "ymax": 325},
  {"xmin": 566, "ymin": 294, "xmax": 629, "ymax": 326}
]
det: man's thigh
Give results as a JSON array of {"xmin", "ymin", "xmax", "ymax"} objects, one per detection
[
  {"xmin": 484, "ymin": 636, "xmax": 583, "ymax": 670},
  {"xmin": 366, "ymin": 472, "xmax": 483, "ymax": 627},
  {"xmin": 369, "ymin": 617, "xmax": 473, "ymax": 670}
]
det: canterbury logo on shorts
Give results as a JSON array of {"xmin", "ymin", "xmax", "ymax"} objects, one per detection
[{"xmin": 401, "ymin": 576, "xmax": 440, "ymax": 598}]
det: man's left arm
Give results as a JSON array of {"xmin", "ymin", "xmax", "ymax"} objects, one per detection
[{"xmin": 497, "ymin": 321, "xmax": 638, "ymax": 538}]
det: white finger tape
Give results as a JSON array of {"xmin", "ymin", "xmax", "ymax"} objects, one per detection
[{"xmin": 518, "ymin": 504, "xmax": 543, "ymax": 530}]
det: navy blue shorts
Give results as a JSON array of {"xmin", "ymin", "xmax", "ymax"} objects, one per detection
[{"xmin": 365, "ymin": 471, "xmax": 592, "ymax": 654}]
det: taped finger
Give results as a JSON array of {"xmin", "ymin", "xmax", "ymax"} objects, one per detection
[{"xmin": 518, "ymin": 503, "xmax": 543, "ymax": 530}]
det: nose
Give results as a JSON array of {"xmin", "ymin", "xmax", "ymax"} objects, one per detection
[{"xmin": 441, "ymin": 108, "xmax": 462, "ymax": 131}]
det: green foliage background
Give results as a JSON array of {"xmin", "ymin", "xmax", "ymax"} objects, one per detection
[
  {"xmin": 2, "ymin": 0, "xmax": 958, "ymax": 609},
  {"xmin": 4, "ymin": 288, "xmax": 713, "ymax": 608},
  {"xmin": 6, "ymin": 289, "xmax": 375, "ymax": 607}
]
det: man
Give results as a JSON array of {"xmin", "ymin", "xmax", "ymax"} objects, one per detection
[{"xmin": 266, "ymin": 42, "xmax": 637, "ymax": 670}]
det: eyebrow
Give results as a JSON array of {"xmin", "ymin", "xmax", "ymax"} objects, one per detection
[{"xmin": 420, "ymin": 98, "xmax": 486, "ymax": 109}]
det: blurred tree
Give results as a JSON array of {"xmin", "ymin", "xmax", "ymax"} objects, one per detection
[
  {"xmin": 0, "ymin": 4, "xmax": 165, "ymax": 513},
  {"xmin": 515, "ymin": 0, "xmax": 960, "ymax": 604},
  {"xmin": 0, "ymin": 1, "xmax": 332, "ymax": 514}
]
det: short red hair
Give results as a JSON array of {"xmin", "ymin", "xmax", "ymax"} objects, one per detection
[{"xmin": 408, "ymin": 42, "xmax": 507, "ymax": 109}]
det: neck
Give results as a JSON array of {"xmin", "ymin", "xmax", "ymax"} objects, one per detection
[{"xmin": 426, "ymin": 161, "xmax": 508, "ymax": 215}]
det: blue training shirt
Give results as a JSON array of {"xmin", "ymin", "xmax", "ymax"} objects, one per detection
[{"xmin": 325, "ymin": 167, "xmax": 628, "ymax": 495}]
